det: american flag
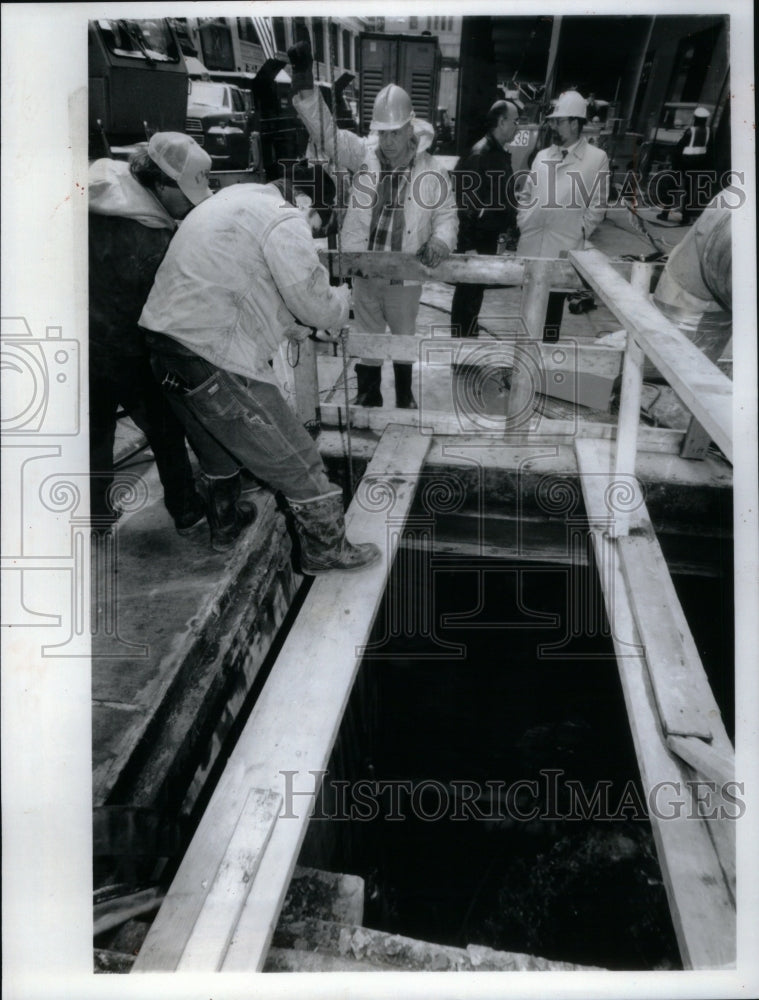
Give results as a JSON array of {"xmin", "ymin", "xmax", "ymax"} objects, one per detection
[{"xmin": 251, "ymin": 17, "xmax": 277, "ymax": 60}]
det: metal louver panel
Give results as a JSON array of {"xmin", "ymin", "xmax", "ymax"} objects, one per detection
[
  {"xmin": 362, "ymin": 69, "xmax": 384, "ymax": 126},
  {"xmin": 410, "ymin": 74, "xmax": 433, "ymax": 119}
]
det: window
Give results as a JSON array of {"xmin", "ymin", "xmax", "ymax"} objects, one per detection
[
  {"xmin": 272, "ymin": 17, "xmax": 287, "ymax": 53},
  {"xmin": 312, "ymin": 19, "xmax": 325, "ymax": 62},
  {"xmin": 189, "ymin": 81, "xmax": 231, "ymax": 109},
  {"xmin": 354, "ymin": 36, "xmax": 360, "ymax": 73},
  {"xmin": 95, "ymin": 18, "xmax": 180, "ymax": 62},
  {"xmin": 342, "ymin": 29, "xmax": 351, "ymax": 69},
  {"xmin": 330, "ymin": 23, "xmax": 339, "ymax": 62},
  {"xmin": 410, "ymin": 17, "xmax": 418, "ymax": 29},
  {"xmin": 236, "ymin": 18, "xmax": 261, "ymax": 45}
]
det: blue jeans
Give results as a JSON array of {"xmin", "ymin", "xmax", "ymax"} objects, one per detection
[{"xmin": 146, "ymin": 332, "xmax": 334, "ymax": 501}]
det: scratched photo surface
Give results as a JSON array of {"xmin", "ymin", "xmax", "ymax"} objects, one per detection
[{"xmin": 2, "ymin": 3, "xmax": 757, "ymax": 999}]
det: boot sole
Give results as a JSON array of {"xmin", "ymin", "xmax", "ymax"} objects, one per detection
[{"xmin": 300, "ymin": 549, "xmax": 382, "ymax": 576}]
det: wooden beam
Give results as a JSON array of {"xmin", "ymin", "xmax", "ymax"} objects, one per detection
[
  {"xmin": 506, "ymin": 259, "xmax": 553, "ymax": 425},
  {"xmin": 569, "ymin": 249, "xmax": 732, "ymax": 462},
  {"xmin": 681, "ymin": 416, "xmax": 712, "ymax": 460},
  {"xmin": 318, "ymin": 249, "xmax": 584, "ymax": 288},
  {"xmin": 619, "ymin": 534, "xmax": 713, "ymax": 739},
  {"xmin": 133, "ymin": 425, "xmax": 431, "ymax": 973},
  {"xmin": 175, "ymin": 788, "xmax": 281, "ymax": 971},
  {"xmin": 666, "ymin": 735, "xmax": 734, "ymax": 788},
  {"xmin": 319, "ymin": 403, "xmax": 687, "ymax": 453},
  {"xmin": 575, "ymin": 438, "xmax": 735, "ymax": 968}
]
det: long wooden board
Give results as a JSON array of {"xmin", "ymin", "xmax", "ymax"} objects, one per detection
[
  {"xmin": 569, "ymin": 249, "xmax": 732, "ymax": 462},
  {"xmin": 318, "ymin": 248, "xmax": 584, "ymax": 288},
  {"xmin": 575, "ymin": 438, "xmax": 735, "ymax": 968},
  {"xmin": 133, "ymin": 425, "xmax": 431, "ymax": 973}
]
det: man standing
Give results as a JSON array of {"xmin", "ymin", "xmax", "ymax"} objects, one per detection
[
  {"xmin": 517, "ymin": 91, "xmax": 610, "ymax": 340},
  {"xmin": 288, "ymin": 41, "xmax": 458, "ymax": 409},
  {"xmin": 140, "ymin": 178, "xmax": 380, "ymax": 575},
  {"xmin": 88, "ymin": 132, "xmax": 212, "ymax": 530},
  {"xmin": 657, "ymin": 107, "xmax": 713, "ymax": 224},
  {"xmin": 450, "ymin": 99, "xmax": 520, "ymax": 339}
]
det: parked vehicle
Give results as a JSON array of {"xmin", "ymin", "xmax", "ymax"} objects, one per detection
[
  {"xmin": 637, "ymin": 101, "xmax": 715, "ymax": 177},
  {"xmin": 185, "ymin": 80, "xmax": 257, "ymax": 170}
]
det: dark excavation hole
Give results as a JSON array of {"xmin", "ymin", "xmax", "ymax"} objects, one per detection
[{"xmin": 299, "ymin": 541, "xmax": 734, "ymax": 971}]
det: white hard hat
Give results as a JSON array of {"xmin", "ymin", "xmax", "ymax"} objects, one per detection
[
  {"xmin": 370, "ymin": 84, "xmax": 415, "ymax": 130},
  {"xmin": 693, "ymin": 106, "xmax": 710, "ymax": 118},
  {"xmin": 547, "ymin": 90, "xmax": 588, "ymax": 119}
]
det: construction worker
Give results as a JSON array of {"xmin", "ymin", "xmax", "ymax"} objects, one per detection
[
  {"xmin": 450, "ymin": 99, "xmax": 520, "ymax": 339},
  {"xmin": 517, "ymin": 90, "xmax": 610, "ymax": 341},
  {"xmin": 657, "ymin": 107, "xmax": 713, "ymax": 224},
  {"xmin": 288, "ymin": 41, "xmax": 458, "ymax": 409},
  {"xmin": 88, "ymin": 132, "xmax": 211, "ymax": 530},
  {"xmin": 140, "ymin": 176, "xmax": 380, "ymax": 575}
]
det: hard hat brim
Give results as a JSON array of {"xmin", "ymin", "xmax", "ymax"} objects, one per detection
[{"xmin": 371, "ymin": 113, "xmax": 415, "ymax": 131}]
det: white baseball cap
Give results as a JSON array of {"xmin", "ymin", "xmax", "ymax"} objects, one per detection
[{"xmin": 147, "ymin": 132, "xmax": 213, "ymax": 205}]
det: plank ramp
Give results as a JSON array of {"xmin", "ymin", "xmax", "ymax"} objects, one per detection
[
  {"xmin": 575, "ymin": 437, "xmax": 735, "ymax": 968},
  {"xmin": 132, "ymin": 425, "xmax": 431, "ymax": 973},
  {"xmin": 569, "ymin": 248, "xmax": 732, "ymax": 461}
]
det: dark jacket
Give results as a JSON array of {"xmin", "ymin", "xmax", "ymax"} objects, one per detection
[
  {"xmin": 452, "ymin": 132, "xmax": 517, "ymax": 238},
  {"xmin": 89, "ymin": 214, "xmax": 172, "ymax": 363}
]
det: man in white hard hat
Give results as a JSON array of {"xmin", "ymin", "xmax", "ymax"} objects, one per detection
[
  {"xmin": 517, "ymin": 90, "xmax": 610, "ymax": 340},
  {"xmin": 288, "ymin": 41, "xmax": 458, "ymax": 409},
  {"xmin": 657, "ymin": 107, "xmax": 713, "ymax": 224}
]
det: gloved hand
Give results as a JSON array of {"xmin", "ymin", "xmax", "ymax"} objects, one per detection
[
  {"xmin": 416, "ymin": 237, "xmax": 450, "ymax": 268},
  {"xmin": 287, "ymin": 41, "xmax": 314, "ymax": 94}
]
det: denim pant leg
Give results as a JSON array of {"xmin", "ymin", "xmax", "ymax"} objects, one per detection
[{"xmin": 150, "ymin": 348, "xmax": 333, "ymax": 501}]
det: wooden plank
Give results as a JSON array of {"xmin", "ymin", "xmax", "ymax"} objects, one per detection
[
  {"xmin": 507, "ymin": 259, "xmax": 554, "ymax": 424},
  {"xmin": 94, "ymin": 887, "xmax": 164, "ymax": 936},
  {"xmin": 619, "ymin": 533, "xmax": 713, "ymax": 739},
  {"xmin": 612, "ymin": 262, "xmax": 650, "ymax": 535},
  {"xmin": 318, "ymin": 248, "xmax": 584, "ymax": 288},
  {"xmin": 569, "ymin": 249, "xmax": 732, "ymax": 462},
  {"xmin": 133, "ymin": 425, "xmax": 431, "ymax": 973},
  {"xmin": 575, "ymin": 438, "xmax": 735, "ymax": 969},
  {"xmin": 175, "ymin": 788, "xmax": 281, "ymax": 971},
  {"xmin": 319, "ymin": 403, "xmax": 686, "ymax": 453},
  {"xmin": 335, "ymin": 332, "xmax": 623, "ymax": 382},
  {"xmin": 666, "ymin": 735, "xmax": 734, "ymax": 787}
]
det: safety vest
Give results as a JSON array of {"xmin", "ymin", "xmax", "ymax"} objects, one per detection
[{"xmin": 682, "ymin": 125, "xmax": 710, "ymax": 156}]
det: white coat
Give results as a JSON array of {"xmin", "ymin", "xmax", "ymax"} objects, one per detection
[
  {"xmin": 139, "ymin": 183, "xmax": 350, "ymax": 384},
  {"xmin": 516, "ymin": 137, "xmax": 610, "ymax": 258},
  {"xmin": 292, "ymin": 89, "xmax": 458, "ymax": 269}
]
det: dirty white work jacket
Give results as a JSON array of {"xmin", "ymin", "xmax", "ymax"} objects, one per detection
[
  {"xmin": 292, "ymin": 89, "xmax": 458, "ymax": 276},
  {"xmin": 516, "ymin": 138, "xmax": 610, "ymax": 258},
  {"xmin": 139, "ymin": 184, "xmax": 350, "ymax": 384}
]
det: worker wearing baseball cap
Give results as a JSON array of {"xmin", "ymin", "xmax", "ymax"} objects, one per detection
[
  {"xmin": 288, "ymin": 41, "xmax": 458, "ymax": 410},
  {"xmin": 516, "ymin": 90, "xmax": 610, "ymax": 341},
  {"xmin": 88, "ymin": 132, "xmax": 215, "ymax": 533}
]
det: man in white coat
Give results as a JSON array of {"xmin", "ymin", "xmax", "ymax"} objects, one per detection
[
  {"xmin": 289, "ymin": 41, "xmax": 458, "ymax": 409},
  {"xmin": 517, "ymin": 91, "xmax": 610, "ymax": 340}
]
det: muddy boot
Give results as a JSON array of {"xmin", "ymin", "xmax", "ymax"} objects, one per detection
[
  {"xmin": 288, "ymin": 491, "xmax": 381, "ymax": 575},
  {"xmin": 353, "ymin": 363, "xmax": 383, "ymax": 407},
  {"xmin": 204, "ymin": 473, "xmax": 257, "ymax": 553},
  {"xmin": 393, "ymin": 362, "xmax": 417, "ymax": 409}
]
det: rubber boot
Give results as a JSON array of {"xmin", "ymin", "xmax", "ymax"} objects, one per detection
[
  {"xmin": 288, "ymin": 491, "xmax": 381, "ymax": 575},
  {"xmin": 204, "ymin": 473, "xmax": 257, "ymax": 553},
  {"xmin": 353, "ymin": 363, "xmax": 383, "ymax": 407},
  {"xmin": 393, "ymin": 362, "xmax": 418, "ymax": 409},
  {"xmin": 172, "ymin": 489, "xmax": 207, "ymax": 536}
]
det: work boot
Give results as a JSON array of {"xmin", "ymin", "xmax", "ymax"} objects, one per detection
[
  {"xmin": 204, "ymin": 473, "xmax": 257, "ymax": 553},
  {"xmin": 288, "ymin": 491, "xmax": 381, "ymax": 575},
  {"xmin": 353, "ymin": 363, "xmax": 383, "ymax": 407},
  {"xmin": 393, "ymin": 362, "xmax": 418, "ymax": 409},
  {"xmin": 172, "ymin": 489, "xmax": 207, "ymax": 536}
]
